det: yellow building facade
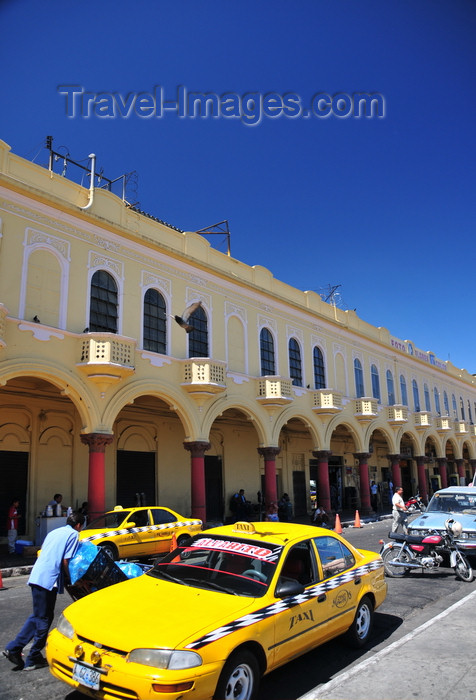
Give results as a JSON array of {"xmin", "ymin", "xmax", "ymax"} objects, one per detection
[{"xmin": 1, "ymin": 138, "xmax": 476, "ymax": 542}]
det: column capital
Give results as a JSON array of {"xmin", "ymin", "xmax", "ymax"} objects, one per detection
[
  {"xmin": 183, "ymin": 441, "xmax": 211, "ymax": 458},
  {"xmin": 80, "ymin": 433, "xmax": 114, "ymax": 452},
  {"xmin": 415, "ymin": 455, "xmax": 427, "ymax": 465},
  {"xmin": 312, "ymin": 450, "xmax": 332, "ymax": 461},
  {"xmin": 354, "ymin": 452, "xmax": 371, "ymax": 464},
  {"xmin": 257, "ymin": 446, "xmax": 280, "ymax": 460},
  {"xmin": 436, "ymin": 457, "xmax": 448, "ymax": 466},
  {"xmin": 387, "ymin": 453, "xmax": 401, "ymax": 464}
]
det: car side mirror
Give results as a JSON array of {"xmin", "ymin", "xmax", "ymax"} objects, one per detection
[
  {"xmin": 275, "ymin": 578, "xmax": 305, "ymax": 598},
  {"xmin": 127, "ymin": 521, "xmax": 136, "ymax": 528}
]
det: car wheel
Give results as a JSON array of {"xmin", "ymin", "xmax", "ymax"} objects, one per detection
[
  {"xmin": 177, "ymin": 535, "xmax": 191, "ymax": 548},
  {"xmin": 454, "ymin": 551, "xmax": 474, "ymax": 582},
  {"xmin": 344, "ymin": 595, "xmax": 374, "ymax": 648},
  {"xmin": 214, "ymin": 650, "xmax": 260, "ymax": 700},
  {"xmin": 100, "ymin": 542, "xmax": 118, "ymax": 561},
  {"xmin": 382, "ymin": 545, "xmax": 411, "ymax": 577}
]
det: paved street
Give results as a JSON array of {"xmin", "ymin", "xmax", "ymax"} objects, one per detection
[{"xmin": 1, "ymin": 518, "xmax": 474, "ymax": 700}]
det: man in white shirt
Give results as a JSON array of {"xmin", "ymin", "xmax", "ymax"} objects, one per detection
[{"xmin": 391, "ymin": 486, "xmax": 408, "ymax": 534}]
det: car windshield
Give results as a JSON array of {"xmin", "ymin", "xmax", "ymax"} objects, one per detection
[
  {"xmin": 83, "ymin": 511, "xmax": 130, "ymax": 530},
  {"xmin": 147, "ymin": 534, "xmax": 282, "ymax": 597},
  {"xmin": 427, "ymin": 493, "xmax": 476, "ymax": 514}
]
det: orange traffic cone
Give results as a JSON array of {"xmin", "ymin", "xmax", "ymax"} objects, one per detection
[
  {"xmin": 170, "ymin": 533, "xmax": 177, "ymax": 552},
  {"xmin": 0, "ymin": 569, "xmax": 6, "ymax": 591},
  {"xmin": 353, "ymin": 510, "xmax": 362, "ymax": 528},
  {"xmin": 334, "ymin": 513, "xmax": 343, "ymax": 534}
]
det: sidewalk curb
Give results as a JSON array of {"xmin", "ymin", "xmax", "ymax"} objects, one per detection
[{"xmin": 1, "ymin": 565, "xmax": 34, "ymax": 578}]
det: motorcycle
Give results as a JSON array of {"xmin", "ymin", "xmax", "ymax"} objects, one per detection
[
  {"xmin": 404, "ymin": 493, "xmax": 426, "ymax": 513},
  {"xmin": 379, "ymin": 518, "xmax": 473, "ymax": 582}
]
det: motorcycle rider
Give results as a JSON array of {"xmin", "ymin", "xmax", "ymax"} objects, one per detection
[{"xmin": 391, "ymin": 486, "xmax": 409, "ymax": 534}]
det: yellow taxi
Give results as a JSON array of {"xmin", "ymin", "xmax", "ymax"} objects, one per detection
[
  {"xmin": 47, "ymin": 521, "xmax": 386, "ymax": 700},
  {"xmin": 79, "ymin": 506, "xmax": 202, "ymax": 560}
]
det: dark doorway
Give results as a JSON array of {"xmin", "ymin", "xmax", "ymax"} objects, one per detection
[
  {"xmin": 292, "ymin": 471, "xmax": 307, "ymax": 518},
  {"xmin": 0, "ymin": 451, "xmax": 28, "ymax": 536},
  {"xmin": 205, "ymin": 456, "xmax": 223, "ymax": 522},
  {"xmin": 116, "ymin": 451, "xmax": 156, "ymax": 508}
]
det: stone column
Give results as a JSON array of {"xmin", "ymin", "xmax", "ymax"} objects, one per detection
[
  {"xmin": 257, "ymin": 447, "xmax": 280, "ymax": 505},
  {"xmin": 387, "ymin": 454, "xmax": 402, "ymax": 488},
  {"xmin": 455, "ymin": 458, "xmax": 465, "ymax": 485},
  {"xmin": 184, "ymin": 441, "xmax": 210, "ymax": 522},
  {"xmin": 415, "ymin": 456, "xmax": 428, "ymax": 503},
  {"xmin": 80, "ymin": 433, "xmax": 114, "ymax": 520},
  {"xmin": 436, "ymin": 457, "xmax": 448, "ymax": 489},
  {"xmin": 312, "ymin": 450, "xmax": 332, "ymax": 513},
  {"xmin": 354, "ymin": 453, "xmax": 371, "ymax": 513}
]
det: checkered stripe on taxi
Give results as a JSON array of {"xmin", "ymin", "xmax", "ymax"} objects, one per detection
[
  {"xmin": 185, "ymin": 558, "xmax": 383, "ymax": 650},
  {"xmin": 82, "ymin": 519, "xmax": 202, "ymax": 542}
]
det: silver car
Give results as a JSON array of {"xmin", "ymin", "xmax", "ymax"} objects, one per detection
[{"xmin": 407, "ymin": 486, "xmax": 476, "ymax": 553}]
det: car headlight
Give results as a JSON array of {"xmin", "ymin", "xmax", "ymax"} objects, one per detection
[
  {"xmin": 128, "ymin": 649, "xmax": 202, "ymax": 669},
  {"xmin": 460, "ymin": 532, "xmax": 469, "ymax": 539},
  {"xmin": 56, "ymin": 613, "xmax": 75, "ymax": 640}
]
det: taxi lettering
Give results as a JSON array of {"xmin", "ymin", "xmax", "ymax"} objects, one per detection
[
  {"xmin": 333, "ymin": 589, "xmax": 351, "ymax": 608},
  {"xmin": 289, "ymin": 609, "xmax": 314, "ymax": 629}
]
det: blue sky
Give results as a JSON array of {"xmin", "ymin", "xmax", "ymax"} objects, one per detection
[{"xmin": 1, "ymin": 0, "xmax": 475, "ymax": 371}]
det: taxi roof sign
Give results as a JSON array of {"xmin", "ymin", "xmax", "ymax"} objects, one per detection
[{"xmin": 232, "ymin": 521, "xmax": 256, "ymax": 534}]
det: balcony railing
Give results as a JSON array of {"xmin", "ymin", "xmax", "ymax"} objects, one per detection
[
  {"xmin": 354, "ymin": 398, "xmax": 378, "ymax": 421},
  {"xmin": 414, "ymin": 411, "xmax": 432, "ymax": 429},
  {"xmin": 256, "ymin": 376, "xmax": 293, "ymax": 408},
  {"xmin": 436, "ymin": 416, "xmax": 452, "ymax": 433},
  {"xmin": 76, "ymin": 333, "xmax": 136, "ymax": 396},
  {"xmin": 454, "ymin": 420, "xmax": 469, "ymax": 435},
  {"xmin": 387, "ymin": 404, "xmax": 408, "ymax": 425},
  {"xmin": 181, "ymin": 359, "xmax": 227, "ymax": 404},
  {"xmin": 311, "ymin": 389, "xmax": 343, "ymax": 415}
]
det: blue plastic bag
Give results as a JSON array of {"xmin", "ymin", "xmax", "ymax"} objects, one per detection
[{"xmin": 69, "ymin": 541, "xmax": 100, "ymax": 584}]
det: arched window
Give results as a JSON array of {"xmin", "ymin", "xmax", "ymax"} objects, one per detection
[
  {"xmin": 260, "ymin": 328, "xmax": 275, "ymax": 376},
  {"xmin": 424, "ymin": 384, "xmax": 431, "ymax": 412},
  {"xmin": 434, "ymin": 387, "xmax": 441, "ymax": 415},
  {"xmin": 143, "ymin": 289, "xmax": 166, "ymax": 354},
  {"xmin": 468, "ymin": 400, "xmax": 473, "ymax": 425},
  {"xmin": 313, "ymin": 347, "xmax": 326, "ymax": 389},
  {"xmin": 288, "ymin": 338, "xmax": 302, "ymax": 386},
  {"xmin": 460, "ymin": 397, "xmax": 465, "ymax": 421},
  {"xmin": 188, "ymin": 305, "xmax": 208, "ymax": 358},
  {"xmin": 89, "ymin": 270, "xmax": 118, "ymax": 333},
  {"xmin": 386, "ymin": 370, "xmax": 395, "ymax": 406},
  {"xmin": 443, "ymin": 392, "xmax": 450, "ymax": 416},
  {"xmin": 371, "ymin": 364, "xmax": 380, "ymax": 401},
  {"xmin": 354, "ymin": 359, "xmax": 364, "ymax": 398},
  {"xmin": 400, "ymin": 375, "xmax": 408, "ymax": 406},
  {"xmin": 412, "ymin": 379, "xmax": 420, "ymax": 412},
  {"xmin": 452, "ymin": 394, "xmax": 457, "ymax": 418}
]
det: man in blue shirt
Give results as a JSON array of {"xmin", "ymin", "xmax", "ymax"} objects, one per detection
[{"xmin": 3, "ymin": 512, "xmax": 85, "ymax": 671}]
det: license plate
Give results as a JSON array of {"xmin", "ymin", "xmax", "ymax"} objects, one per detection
[{"xmin": 73, "ymin": 661, "xmax": 101, "ymax": 690}]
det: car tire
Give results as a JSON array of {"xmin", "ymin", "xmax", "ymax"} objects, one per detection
[
  {"xmin": 100, "ymin": 542, "xmax": 118, "ymax": 561},
  {"xmin": 177, "ymin": 535, "xmax": 191, "ymax": 548},
  {"xmin": 344, "ymin": 595, "xmax": 374, "ymax": 648},
  {"xmin": 214, "ymin": 650, "xmax": 260, "ymax": 700}
]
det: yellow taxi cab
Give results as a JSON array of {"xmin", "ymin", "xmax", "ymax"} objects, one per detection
[
  {"xmin": 79, "ymin": 505, "xmax": 202, "ymax": 560},
  {"xmin": 47, "ymin": 521, "xmax": 386, "ymax": 700}
]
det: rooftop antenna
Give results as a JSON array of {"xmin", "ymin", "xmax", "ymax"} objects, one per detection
[{"xmin": 195, "ymin": 220, "xmax": 231, "ymax": 256}]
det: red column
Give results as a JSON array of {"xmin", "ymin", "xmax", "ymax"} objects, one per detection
[
  {"xmin": 312, "ymin": 450, "xmax": 332, "ymax": 513},
  {"xmin": 415, "ymin": 456, "xmax": 428, "ymax": 503},
  {"xmin": 80, "ymin": 433, "xmax": 114, "ymax": 520},
  {"xmin": 355, "ymin": 453, "xmax": 371, "ymax": 513},
  {"xmin": 257, "ymin": 447, "xmax": 280, "ymax": 505},
  {"xmin": 470, "ymin": 460, "xmax": 476, "ymax": 483},
  {"xmin": 388, "ymin": 454, "xmax": 402, "ymax": 488},
  {"xmin": 437, "ymin": 457, "xmax": 448, "ymax": 489},
  {"xmin": 455, "ymin": 459, "xmax": 465, "ymax": 485},
  {"xmin": 184, "ymin": 441, "xmax": 210, "ymax": 522}
]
